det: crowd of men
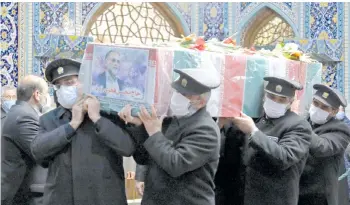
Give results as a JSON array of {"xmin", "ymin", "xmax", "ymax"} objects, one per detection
[{"xmin": 1, "ymin": 58, "xmax": 350, "ymax": 205}]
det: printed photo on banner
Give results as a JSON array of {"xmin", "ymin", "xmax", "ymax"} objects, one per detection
[{"xmin": 90, "ymin": 45, "xmax": 149, "ymax": 101}]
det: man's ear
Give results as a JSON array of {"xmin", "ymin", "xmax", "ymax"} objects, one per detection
[{"xmin": 32, "ymin": 89, "xmax": 40, "ymax": 102}]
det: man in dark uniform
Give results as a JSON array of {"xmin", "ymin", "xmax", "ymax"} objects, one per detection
[
  {"xmin": 119, "ymin": 68, "xmax": 221, "ymax": 205},
  {"xmin": 30, "ymin": 58, "xmax": 136, "ymax": 205},
  {"xmin": 299, "ymin": 84, "xmax": 350, "ymax": 205},
  {"xmin": 2, "ymin": 75, "xmax": 49, "ymax": 205},
  {"xmin": 222, "ymin": 77, "xmax": 312, "ymax": 205}
]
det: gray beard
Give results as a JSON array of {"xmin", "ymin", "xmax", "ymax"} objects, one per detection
[{"xmin": 170, "ymin": 105, "xmax": 198, "ymax": 119}]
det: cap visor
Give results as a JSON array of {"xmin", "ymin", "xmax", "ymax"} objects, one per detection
[
  {"xmin": 52, "ymin": 73, "xmax": 79, "ymax": 84},
  {"xmin": 171, "ymin": 82, "xmax": 198, "ymax": 96},
  {"xmin": 265, "ymin": 90, "xmax": 290, "ymax": 98},
  {"xmin": 313, "ymin": 95, "xmax": 333, "ymax": 108}
]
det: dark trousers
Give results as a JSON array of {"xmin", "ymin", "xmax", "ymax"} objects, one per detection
[{"xmin": 298, "ymin": 194, "xmax": 327, "ymax": 205}]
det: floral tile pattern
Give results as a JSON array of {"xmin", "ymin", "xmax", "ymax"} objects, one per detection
[
  {"xmin": 33, "ymin": 2, "xmax": 75, "ymax": 35},
  {"xmin": 33, "ymin": 34, "xmax": 93, "ymax": 76},
  {"xmin": 200, "ymin": 2, "xmax": 228, "ymax": 40},
  {"xmin": 285, "ymin": 39, "xmax": 344, "ymax": 92},
  {"xmin": 173, "ymin": 3, "xmax": 192, "ymax": 32},
  {"xmin": 305, "ymin": 2, "xmax": 343, "ymax": 39},
  {"xmin": 82, "ymin": 2, "xmax": 98, "ymax": 24},
  {"xmin": 0, "ymin": 2, "xmax": 18, "ymax": 87},
  {"xmin": 240, "ymin": 2, "xmax": 292, "ymax": 12}
]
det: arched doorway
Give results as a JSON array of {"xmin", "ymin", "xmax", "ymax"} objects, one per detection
[
  {"xmin": 241, "ymin": 7, "xmax": 295, "ymax": 48},
  {"xmin": 82, "ymin": 2, "xmax": 186, "ymax": 44}
]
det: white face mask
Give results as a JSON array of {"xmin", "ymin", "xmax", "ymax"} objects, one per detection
[
  {"xmin": 263, "ymin": 97, "xmax": 289, "ymax": 118},
  {"xmin": 56, "ymin": 86, "xmax": 78, "ymax": 109},
  {"xmin": 170, "ymin": 92, "xmax": 191, "ymax": 117},
  {"xmin": 309, "ymin": 104, "xmax": 330, "ymax": 125},
  {"xmin": 2, "ymin": 100, "xmax": 16, "ymax": 113}
]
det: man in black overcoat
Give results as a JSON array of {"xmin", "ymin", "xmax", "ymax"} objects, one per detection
[
  {"xmin": 31, "ymin": 58, "xmax": 136, "ymax": 205},
  {"xmin": 119, "ymin": 68, "xmax": 222, "ymax": 205},
  {"xmin": 299, "ymin": 84, "xmax": 350, "ymax": 205},
  {"xmin": 223, "ymin": 77, "xmax": 312, "ymax": 205}
]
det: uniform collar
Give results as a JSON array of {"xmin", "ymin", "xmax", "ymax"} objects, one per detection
[{"xmin": 56, "ymin": 106, "xmax": 70, "ymax": 119}]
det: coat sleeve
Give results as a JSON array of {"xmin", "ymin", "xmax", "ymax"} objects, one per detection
[
  {"xmin": 31, "ymin": 116, "xmax": 76, "ymax": 163},
  {"xmin": 135, "ymin": 164, "xmax": 148, "ymax": 182},
  {"xmin": 143, "ymin": 124, "xmax": 219, "ymax": 178},
  {"xmin": 94, "ymin": 117, "xmax": 135, "ymax": 157},
  {"xmin": 126, "ymin": 125, "xmax": 150, "ymax": 165},
  {"xmin": 12, "ymin": 115, "xmax": 39, "ymax": 160},
  {"xmin": 249, "ymin": 121, "xmax": 312, "ymax": 170},
  {"xmin": 309, "ymin": 130, "xmax": 350, "ymax": 157}
]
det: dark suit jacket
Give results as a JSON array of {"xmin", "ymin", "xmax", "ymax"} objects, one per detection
[
  {"xmin": 1, "ymin": 101, "xmax": 39, "ymax": 205},
  {"xmin": 94, "ymin": 72, "xmax": 125, "ymax": 93},
  {"xmin": 130, "ymin": 107, "xmax": 221, "ymax": 205},
  {"xmin": 31, "ymin": 107, "xmax": 135, "ymax": 205}
]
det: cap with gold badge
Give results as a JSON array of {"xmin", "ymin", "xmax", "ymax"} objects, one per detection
[
  {"xmin": 45, "ymin": 58, "xmax": 81, "ymax": 84},
  {"xmin": 171, "ymin": 68, "xmax": 221, "ymax": 95},
  {"xmin": 264, "ymin": 76, "xmax": 303, "ymax": 98},
  {"xmin": 313, "ymin": 84, "xmax": 347, "ymax": 108}
]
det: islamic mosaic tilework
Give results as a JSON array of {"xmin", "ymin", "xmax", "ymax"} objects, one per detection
[
  {"xmin": 235, "ymin": 2, "xmax": 297, "ymax": 42},
  {"xmin": 286, "ymin": 39, "xmax": 344, "ymax": 93},
  {"xmin": 199, "ymin": 2, "xmax": 228, "ymax": 40},
  {"xmin": 240, "ymin": 2, "xmax": 292, "ymax": 12},
  {"xmin": 82, "ymin": 2, "xmax": 98, "ymax": 25},
  {"xmin": 32, "ymin": 34, "xmax": 93, "ymax": 77},
  {"xmin": 173, "ymin": 3, "xmax": 192, "ymax": 32},
  {"xmin": 1, "ymin": 2, "xmax": 18, "ymax": 87},
  {"xmin": 305, "ymin": 2, "xmax": 344, "ymax": 39},
  {"xmin": 33, "ymin": 2, "xmax": 76, "ymax": 35}
]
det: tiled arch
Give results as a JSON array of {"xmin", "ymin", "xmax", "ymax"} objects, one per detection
[{"xmin": 236, "ymin": 3, "xmax": 299, "ymax": 45}]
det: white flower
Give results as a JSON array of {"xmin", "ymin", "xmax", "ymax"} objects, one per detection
[{"xmin": 283, "ymin": 43, "xmax": 299, "ymax": 52}]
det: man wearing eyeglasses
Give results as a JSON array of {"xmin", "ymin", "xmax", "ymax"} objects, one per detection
[
  {"xmin": 31, "ymin": 58, "xmax": 136, "ymax": 205},
  {"xmin": 299, "ymin": 84, "xmax": 350, "ymax": 205},
  {"xmin": 93, "ymin": 49, "xmax": 126, "ymax": 97}
]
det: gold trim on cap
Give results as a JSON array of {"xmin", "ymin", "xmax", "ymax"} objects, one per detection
[
  {"xmin": 322, "ymin": 92, "xmax": 329, "ymax": 99},
  {"xmin": 275, "ymin": 85, "xmax": 283, "ymax": 93},
  {"xmin": 57, "ymin": 67, "xmax": 64, "ymax": 75},
  {"xmin": 181, "ymin": 78, "xmax": 187, "ymax": 87}
]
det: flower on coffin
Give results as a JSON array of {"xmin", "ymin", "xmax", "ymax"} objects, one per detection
[
  {"xmin": 283, "ymin": 43, "xmax": 298, "ymax": 52},
  {"xmin": 274, "ymin": 42, "xmax": 303, "ymax": 61},
  {"xmin": 222, "ymin": 37, "xmax": 236, "ymax": 46},
  {"xmin": 190, "ymin": 37, "xmax": 206, "ymax": 51},
  {"xmin": 179, "ymin": 34, "xmax": 196, "ymax": 48}
]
